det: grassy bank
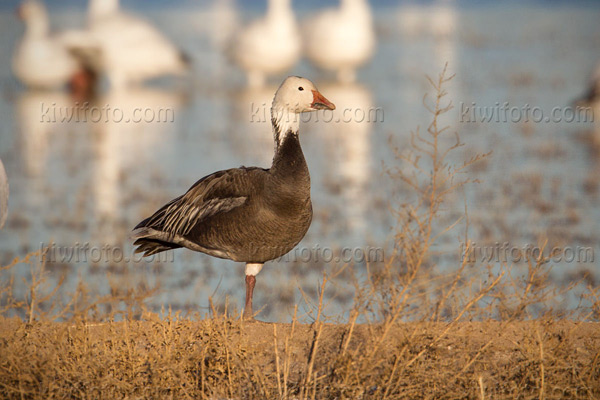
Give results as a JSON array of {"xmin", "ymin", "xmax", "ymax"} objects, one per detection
[{"xmin": 0, "ymin": 316, "xmax": 598, "ymax": 398}]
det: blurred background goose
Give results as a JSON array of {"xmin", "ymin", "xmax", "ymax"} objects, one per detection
[
  {"xmin": 62, "ymin": 0, "xmax": 190, "ymax": 90},
  {"xmin": 228, "ymin": 0, "xmax": 301, "ymax": 87},
  {"xmin": 12, "ymin": 0, "xmax": 81, "ymax": 89},
  {"xmin": 303, "ymin": 0, "xmax": 375, "ymax": 83},
  {"xmin": 89, "ymin": 0, "xmax": 189, "ymax": 89}
]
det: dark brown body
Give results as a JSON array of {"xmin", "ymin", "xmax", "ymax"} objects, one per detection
[{"xmin": 133, "ymin": 132, "xmax": 312, "ymax": 263}]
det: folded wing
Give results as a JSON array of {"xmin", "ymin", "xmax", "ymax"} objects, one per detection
[{"xmin": 132, "ymin": 168, "xmax": 262, "ymax": 256}]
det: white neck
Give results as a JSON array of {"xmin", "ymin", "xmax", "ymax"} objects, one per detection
[
  {"xmin": 89, "ymin": 0, "xmax": 119, "ymax": 21},
  {"xmin": 271, "ymin": 105, "xmax": 300, "ymax": 153},
  {"xmin": 25, "ymin": 10, "xmax": 49, "ymax": 37}
]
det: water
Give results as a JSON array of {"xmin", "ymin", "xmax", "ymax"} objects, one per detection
[{"xmin": 0, "ymin": 1, "xmax": 599, "ymax": 321}]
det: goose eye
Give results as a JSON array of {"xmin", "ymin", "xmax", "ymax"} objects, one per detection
[{"xmin": 298, "ymin": 86, "xmax": 304, "ymax": 91}]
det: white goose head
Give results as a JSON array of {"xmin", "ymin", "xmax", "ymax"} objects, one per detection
[
  {"xmin": 272, "ymin": 76, "xmax": 335, "ymax": 114},
  {"xmin": 18, "ymin": 0, "xmax": 49, "ymax": 37},
  {"xmin": 271, "ymin": 76, "xmax": 335, "ymax": 148}
]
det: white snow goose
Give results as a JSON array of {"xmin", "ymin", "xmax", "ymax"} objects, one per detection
[
  {"xmin": 303, "ymin": 0, "xmax": 375, "ymax": 83},
  {"xmin": 61, "ymin": 0, "xmax": 189, "ymax": 89},
  {"xmin": 91, "ymin": 0, "xmax": 189, "ymax": 88},
  {"xmin": 229, "ymin": 0, "xmax": 301, "ymax": 87},
  {"xmin": 133, "ymin": 76, "xmax": 335, "ymax": 319},
  {"xmin": 12, "ymin": 0, "xmax": 84, "ymax": 90}
]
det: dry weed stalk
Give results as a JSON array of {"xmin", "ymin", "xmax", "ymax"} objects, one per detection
[{"xmin": 353, "ymin": 63, "xmax": 492, "ymax": 326}]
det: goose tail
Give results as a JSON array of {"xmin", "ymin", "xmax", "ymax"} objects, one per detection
[{"xmin": 132, "ymin": 227, "xmax": 181, "ymax": 257}]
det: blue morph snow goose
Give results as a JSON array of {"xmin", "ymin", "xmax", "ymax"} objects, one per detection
[{"xmin": 133, "ymin": 77, "xmax": 335, "ymax": 319}]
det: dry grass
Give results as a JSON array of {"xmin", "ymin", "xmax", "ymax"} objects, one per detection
[
  {"xmin": 0, "ymin": 315, "xmax": 598, "ymax": 398},
  {"xmin": 1, "ymin": 65, "xmax": 599, "ymax": 399}
]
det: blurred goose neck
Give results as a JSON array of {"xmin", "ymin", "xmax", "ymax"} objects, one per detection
[
  {"xmin": 267, "ymin": 0, "xmax": 292, "ymax": 19},
  {"xmin": 89, "ymin": 0, "xmax": 120, "ymax": 21},
  {"xmin": 341, "ymin": 0, "xmax": 370, "ymax": 14},
  {"xmin": 25, "ymin": 9, "xmax": 49, "ymax": 37}
]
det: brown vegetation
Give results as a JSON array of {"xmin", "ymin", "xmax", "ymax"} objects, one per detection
[{"xmin": 0, "ymin": 316, "xmax": 598, "ymax": 399}]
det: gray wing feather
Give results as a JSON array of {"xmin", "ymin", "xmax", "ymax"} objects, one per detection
[
  {"xmin": 162, "ymin": 196, "xmax": 246, "ymax": 236},
  {"xmin": 137, "ymin": 169, "xmax": 255, "ymax": 239}
]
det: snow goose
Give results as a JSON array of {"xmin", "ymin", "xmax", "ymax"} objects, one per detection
[
  {"xmin": 83, "ymin": 0, "xmax": 189, "ymax": 89},
  {"xmin": 12, "ymin": 0, "xmax": 81, "ymax": 89},
  {"xmin": 133, "ymin": 76, "xmax": 335, "ymax": 319},
  {"xmin": 303, "ymin": 0, "xmax": 375, "ymax": 83},
  {"xmin": 229, "ymin": 0, "xmax": 301, "ymax": 87}
]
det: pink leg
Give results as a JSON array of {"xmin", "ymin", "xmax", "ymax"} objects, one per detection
[{"xmin": 244, "ymin": 275, "xmax": 256, "ymax": 320}]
